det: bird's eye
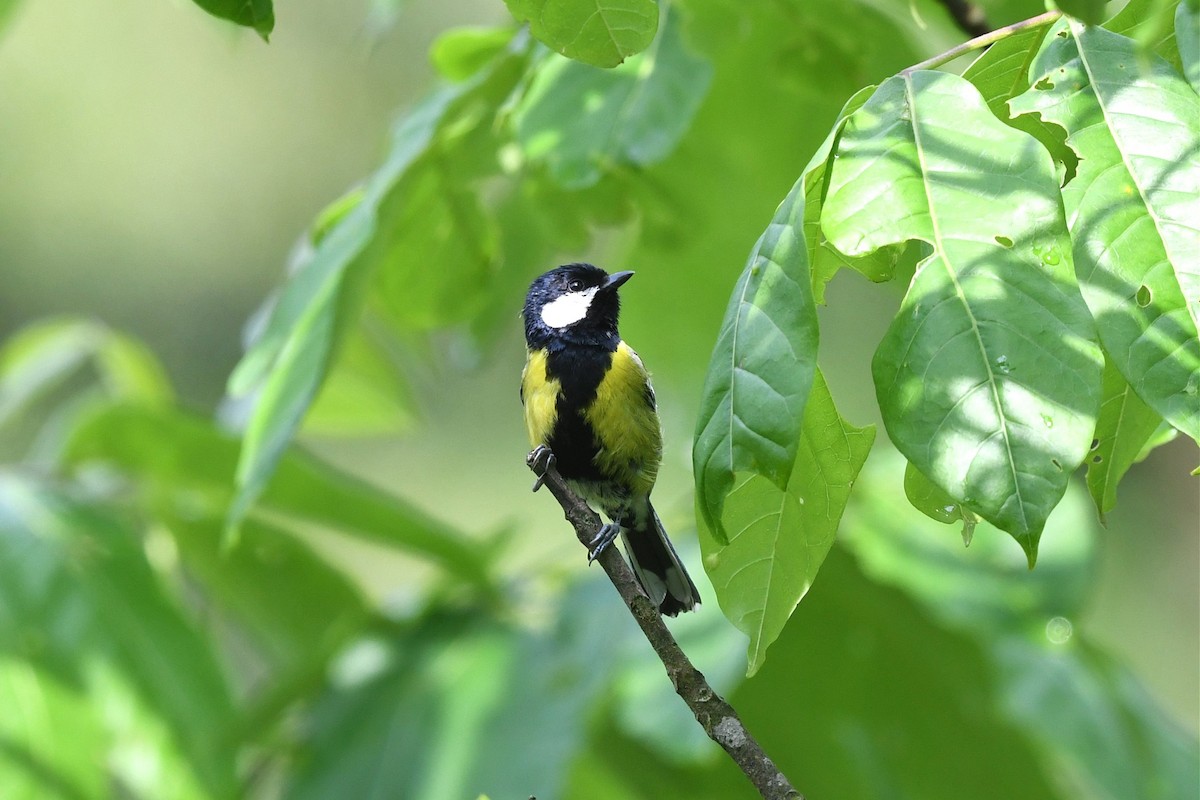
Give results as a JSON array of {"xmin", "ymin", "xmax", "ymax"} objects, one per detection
[{"xmin": 567, "ymin": 279, "xmax": 583, "ymax": 292}]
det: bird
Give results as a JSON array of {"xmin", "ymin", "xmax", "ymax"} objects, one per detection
[{"xmin": 521, "ymin": 263, "xmax": 700, "ymax": 616}]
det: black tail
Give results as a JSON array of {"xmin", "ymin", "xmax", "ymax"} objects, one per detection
[{"xmin": 620, "ymin": 503, "xmax": 700, "ymax": 616}]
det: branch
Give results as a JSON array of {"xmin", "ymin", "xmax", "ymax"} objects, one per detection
[
  {"xmin": 526, "ymin": 449, "xmax": 802, "ymax": 800},
  {"xmin": 904, "ymin": 10, "xmax": 1061, "ymax": 75},
  {"xmin": 936, "ymin": 0, "xmax": 992, "ymax": 38}
]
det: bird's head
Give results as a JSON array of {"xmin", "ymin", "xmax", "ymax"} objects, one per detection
[{"xmin": 523, "ymin": 263, "xmax": 634, "ymax": 348}]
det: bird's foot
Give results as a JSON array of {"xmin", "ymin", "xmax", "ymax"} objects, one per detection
[
  {"xmin": 528, "ymin": 445, "xmax": 556, "ymax": 493},
  {"xmin": 586, "ymin": 522, "xmax": 620, "ymax": 564}
]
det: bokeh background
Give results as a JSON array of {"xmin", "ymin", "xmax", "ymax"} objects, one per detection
[{"xmin": 1, "ymin": 0, "xmax": 1196, "ymax": 792}]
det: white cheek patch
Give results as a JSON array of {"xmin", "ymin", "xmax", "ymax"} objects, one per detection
[{"xmin": 541, "ymin": 288, "xmax": 598, "ymax": 328}]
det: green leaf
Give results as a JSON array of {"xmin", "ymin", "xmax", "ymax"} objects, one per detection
[
  {"xmin": 1085, "ymin": 356, "xmax": 1164, "ymax": 518},
  {"xmin": 513, "ymin": 8, "xmax": 712, "ymax": 189},
  {"xmin": 961, "ymin": 17, "xmax": 1079, "ymax": 183},
  {"xmin": 302, "ymin": 324, "xmax": 415, "ymax": 437},
  {"xmin": 225, "ymin": 40, "xmax": 527, "ymax": 533},
  {"xmin": 699, "ymin": 371, "xmax": 874, "ymax": 675},
  {"xmin": 1105, "ymin": 0, "xmax": 1183, "ymax": 69},
  {"xmin": 1010, "ymin": 20, "xmax": 1200, "ymax": 445},
  {"xmin": 693, "ymin": 178, "xmax": 819, "ymax": 545},
  {"xmin": 0, "ymin": 0, "xmax": 20, "ymax": 34},
  {"xmin": 431, "ymin": 26, "xmax": 517, "ymax": 81},
  {"xmin": 0, "ymin": 318, "xmax": 172, "ymax": 432},
  {"xmin": 188, "ymin": 0, "xmax": 274, "ymax": 39},
  {"xmin": 804, "ymin": 86, "xmax": 903, "ymax": 305},
  {"xmin": 60, "ymin": 404, "xmax": 496, "ymax": 594},
  {"xmin": 822, "ymin": 71, "xmax": 1104, "ymax": 563},
  {"xmin": 504, "ymin": 0, "xmax": 658, "ymax": 67},
  {"xmin": 903, "ymin": 461, "xmax": 978, "ymax": 546},
  {"xmin": 164, "ymin": 515, "xmax": 369, "ymax": 673},
  {"xmin": 0, "ymin": 478, "xmax": 238, "ymax": 797},
  {"xmin": 1179, "ymin": 0, "xmax": 1199, "ymax": 92},
  {"xmin": 1053, "ymin": 0, "xmax": 1107, "ymax": 25}
]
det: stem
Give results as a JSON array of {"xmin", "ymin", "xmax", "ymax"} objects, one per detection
[
  {"xmin": 526, "ymin": 450, "xmax": 803, "ymax": 800},
  {"xmin": 903, "ymin": 10, "xmax": 1062, "ymax": 75}
]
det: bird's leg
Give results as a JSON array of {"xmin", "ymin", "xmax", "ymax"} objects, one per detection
[
  {"xmin": 585, "ymin": 522, "xmax": 621, "ymax": 564},
  {"xmin": 529, "ymin": 445, "xmax": 556, "ymax": 492}
]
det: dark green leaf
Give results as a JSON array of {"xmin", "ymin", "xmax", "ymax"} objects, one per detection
[
  {"xmin": 823, "ymin": 71, "xmax": 1103, "ymax": 562},
  {"xmin": 903, "ymin": 461, "xmax": 977, "ymax": 546},
  {"xmin": 504, "ymin": 0, "xmax": 658, "ymax": 67},
  {"xmin": 1010, "ymin": 20, "xmax": 1200, "ymax": 445},
  {"xmin": 189, "ymin": 0, "xmax": 274, "ymax": 39},
  {"xmin": 693, "ymin": 178, "xmax": 819, "ymax": 545},
  {"xmin": 1053, "ymin": 0, "xmax": 1107, "ymax": 25},
  {"xmin": 61, "ymin": 405, "xmax": 496, "ymax": 593},
  {"xmin": 514, "ymin": 8, "xmax": 711, "ymax": 189},
  {"xmin": 1085, "ymin": 356, "xmax": 1164, "ymax": 518},
  {"xmin": 699, "ymin": 371, "xmax": 873, "ymax": 675}
]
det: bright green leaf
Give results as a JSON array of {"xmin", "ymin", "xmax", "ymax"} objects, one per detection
[
  {"xmin": 804, "ymin": 85, "xmax": 903, "ymax": 305},
  {"xmin": 823, "ymin": 71, "xmax": 1103, "ymax": 562},
  {"xmin": 903, "ymin": 461, "xmax": 978, "ymax": 546},
  {"xmin": 1178, "ymin": 0, "xmax": 1199, "ymax": 91},
  {"xmin": 1085, "ymin": 356, "xmax": 1164, "ymax": 518},
  {"xmin": 961, "ymin": 17, "xmax": 1079, "ymax": 184},
  {"xmin": 0, "ymin": 0, "xmax": 20, "ymax": 34},
  {"xmin": 432, "ymin": 26, "xmax": 518, "ymax": 81},
  {"xmin": 1010, "ymin": 20, "xmax": 1200, "ymax": 445},
  {"xmin": 225, "ymin": 40, "xmax": 527, "ymax": 533},
  {"xmin": 1053, "ymin": 0, "xmax": 1107, "ymax": 25},
  {"xmin": 699, "ymin": 371, "xmax": 874, "ymax": 675},
  {"xmin": 189, "ymin": 0, "xmax": 274, "ymax": 39},
  {"xmin": 302, "ymin": 324, "xmax": 415, "ymax": 437},
  {"xmin": 514, "ymin": 9, "xmax": 711, "ymax": 189},
  {"xmin": 693, "ymin": 179, "xmax": 819, "ymax": 545},
  {"xmin": 504, "ymin": 0, "xmax": 658, "ymax": 67},
  {"xmin": 60, "ymin": 404, "xmax": 495, "ymax": 593},
  {"xmin": 1106, "ymin": 0, "xmax": 1184, "ymax": 69}
]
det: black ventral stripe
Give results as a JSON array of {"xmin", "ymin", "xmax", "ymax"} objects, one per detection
[{"xmin": 544, "ymin": 343, "xmax": 615, "ymax": 483}]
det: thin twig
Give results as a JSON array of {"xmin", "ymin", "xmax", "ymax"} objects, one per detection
[
  {"xmin": 526, "ymin": 449, "xmax": 803, "ymax": 800},
  {"xmin": 936, "ymin": 0, "xmax": 993, "ymax": 38},
  {"xmin": 904, "ymin": 10, "xmax": 1062, "ymax": 75}
]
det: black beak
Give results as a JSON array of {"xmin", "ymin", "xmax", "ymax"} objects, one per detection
[{"xmin": 601, "ymin": 271, "xmax": 634, "ymax": 292}]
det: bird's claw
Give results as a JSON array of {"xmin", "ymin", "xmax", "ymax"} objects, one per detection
[
  {"xmin": 586, "ymin": 523, "xmax": 621, "ymax": 564},
  {"xmin": 529, "ymin": 445, "xmax": 556, "ymax": 492}
]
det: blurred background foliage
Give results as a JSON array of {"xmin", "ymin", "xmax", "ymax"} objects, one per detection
[{"xmin": 0, "ymin": 0, "xmax": 1196, "ymax": 798}]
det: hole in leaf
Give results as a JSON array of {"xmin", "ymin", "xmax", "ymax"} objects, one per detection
[
  {"xmin": 1051, "ymin": 459, "xmax": 1063, "ymax": 471},
  {"xmin": 994, "ymin": 235, "xmax": 1014, "ymax": 248},
  {"xmin": 1090, "ymin": 438, "xmax": 1099, "ymax": 450},
  {"xmin": 1034, "ymin": 77, "xmax": 1055, "ymax": 90},
  {"xmin": 1092, "ymin": 455, "xmax": 1103, "ymax": 463},
  {"xmin": 1136, "ymin": 285, "xmax": 1152, "ymax": 307},
  {"xmin": 1056, "ymin": 29, "xmax": 1068, "ymax": 38}
]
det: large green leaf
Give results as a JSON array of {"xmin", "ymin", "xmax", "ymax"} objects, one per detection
[
  {"xmin": 188, "ymin": 0, "xmax": 273, "ymax": 39},
  {"xmin": 225, "ymin": 40, "xmax": 528, "ymax": 533},
  {"xmin": 1010, "ymin": 20, "xmax": 1200, "ymax": 444},
  {"xmin": 60, "ymin": 405, "xmax": 495, "ymax": 594},
  {"xmin": 699, "ymin": 371, "xmax": 873, "ymax": 675},
  {"xmin": 692, "ymin": 179, "xmax": 819, "ymax": 545},
  {"xmin": 1085, "ymin": 356, "xmax": 1164, "ymax": 518},
  {"xmin": 513, "ymin": 7, "xmax": 711, "ymax": 189},
  {"xmin": 504, "ymin": 0, "xmax": 658, "ymax": 67},
  {"xmin": 1053, "ymin": 0, "xmax": 1106, "ymax": 25},
  {"xmin": 822, "ymin": 71, "xmax": 1103, "ymax": 562}
]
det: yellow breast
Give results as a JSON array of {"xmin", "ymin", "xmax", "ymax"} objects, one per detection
[
  {"xmin": 586, "ymin": 341, "xmax": 662, "ymax": 495},
  {"xmin": 521, "ymin": 348, "xmax": 559, "ymax": 448}
]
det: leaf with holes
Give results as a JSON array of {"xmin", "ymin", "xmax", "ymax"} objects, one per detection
[
  {"xmin": 822, "ymin": 71, "xmax": 1103, "ymax": 562},
  {"xmin": 1085, "ymin": 356, "xmax": 1165, "ymax": 518},
  {"xmin": 504, "ymin": 0, "xmax": 658, "ymax": 67},
  {"xmin": 1010, "ymin": 19, "xmax": 1200, "ymax": 444},
  {"xmin": 700, "ymin": 371, "xmax": 873, "ymax": 675},
  {"xmin": 693, "ymin": 179, "xmax": 819, "ymax": 545}
]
